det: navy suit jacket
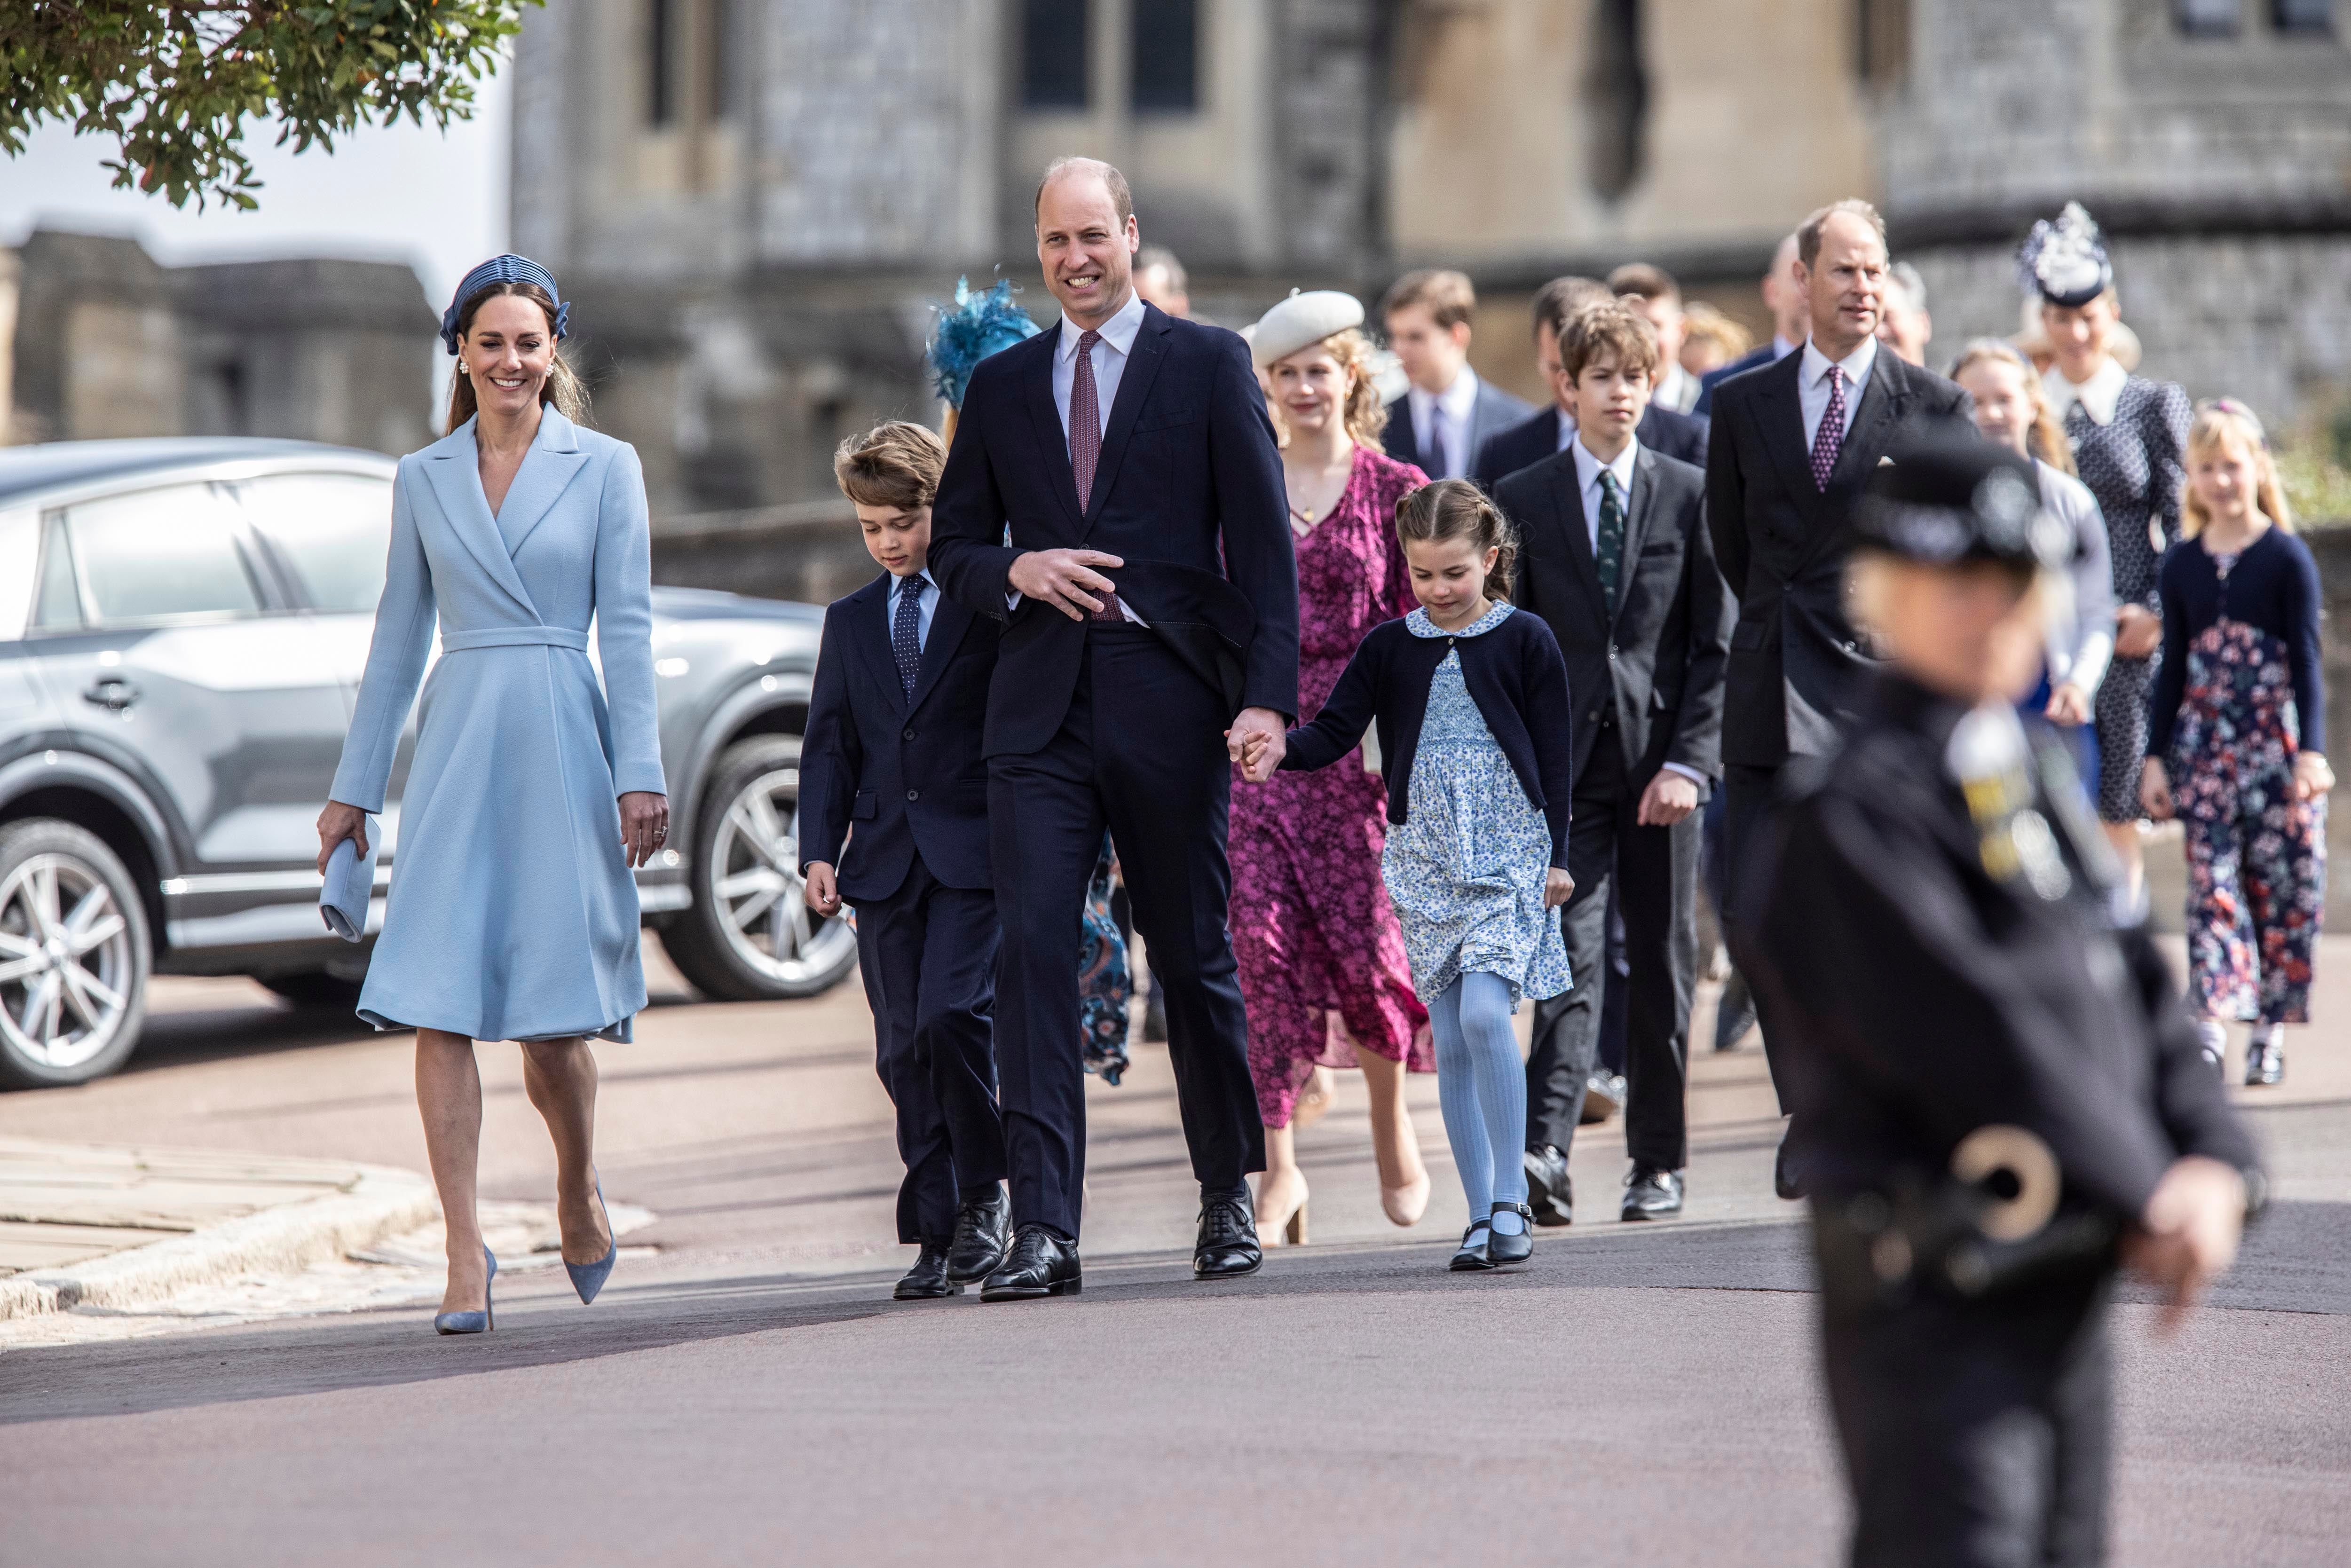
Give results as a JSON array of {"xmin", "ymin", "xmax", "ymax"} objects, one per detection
[
  {"xmin": 928, "ymin": 301, "xmax": 1300, "ymax": 757},
  {"xmin": 1693, "ymin": 343, "xmax": 1778, "ymax": 417},
  {"xmin": 1705, "ymin": 347, "xmax": 1975, "ymax": 765},
  {"xmin": 798, "ymin": 573, "xmax": 999, "ymax": 902},
  {"xmin": 1495, "ymin": 445, "xmax": 1731, "ymax": 790},
  {"xmin": 1471, "ymin": 403, "xmax": 1710, "ymax": 492},
  {"xmin": 1382, "ymin": 378, "xmax": 1535, "ymax": 479}
]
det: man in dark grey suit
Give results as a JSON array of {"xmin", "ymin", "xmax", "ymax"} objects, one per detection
[
  {"xmin": 1705, "ymin": 198, "xmax": 1976, "ymax": 1197},
  {"xmin": 1377, "ymin": 268, "xmax": 1533, "ymax": 480}
]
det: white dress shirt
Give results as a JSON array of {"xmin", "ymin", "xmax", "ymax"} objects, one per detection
[
  {"xmin": 886, "ymin": 567, "xmax": 941, "ymax": 653},
  {"xmin": 1568, "ymin": 433, "xmax": 1705, "ymax": 790},
  {"xmin": 1797, "ymin": 334, "xmax": 1879, "ymax": 452},
  {"xmin": 1654, "ymin": 362, "xmax": 1699, "ymax": 415},
  {"xmin": 2043, "ymin": 356, "xmax": 2127, "ymax": 428},
  {"xmin": 1407, "ymin": 365, "xmax": 1483, "ymax": 480},
  {"xmin": 1051, "ymin": 288, "xmax": 1148, "ymax": 442}
]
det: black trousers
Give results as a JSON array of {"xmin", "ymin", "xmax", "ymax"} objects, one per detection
[
  {"xmin": 1816, "ymin": 1219, "xmax": 2113, "ymax": 1567},
  {"xmin": 987, "ymin": 625, "xmax": 1262, "ymax": 1239},
  {"xmin": 854, "ymin": 854, "xmax": 1007, "ymax": 1245},
  {"xmin": 1723, "ymin": 760, "xmax": 1793, "ymax": 1114},
  {"xmin": 1525, "ymin": 739, "xmax": 1699, "ymax": 1166}
]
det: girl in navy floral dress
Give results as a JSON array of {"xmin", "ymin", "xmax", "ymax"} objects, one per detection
[{"xmin": 2141, "ymin": 402, "xmax": 2331, "ymax": 1086}]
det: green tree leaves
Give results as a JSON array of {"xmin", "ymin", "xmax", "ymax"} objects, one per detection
[{"xmin": 1, "ymin": 1, "xmax": 542, "ymax": 210}]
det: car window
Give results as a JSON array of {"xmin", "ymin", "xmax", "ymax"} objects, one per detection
[
  {"xmin": 67, "ymin": 484, "xmax": 263, "ymax": 625},
  {"xmin": 32, "ymin": 514, "xmax": 82, "ymax": 630},
  {"xmin": 237, "ymin": 472, "xmax": 393, "ymax": 614}
]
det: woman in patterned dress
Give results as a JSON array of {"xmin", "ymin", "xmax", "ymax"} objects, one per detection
[
  {"xmin": 1233, "ymin": 292, "xmax": 1434, "ymax": 1245},
  {"xmin": 2022, "ymin": 202, "xmax": 2192, "ymax": 897},
  {"xmin": 2141, "ymin": 401, "xmax": 2330, "ymax": 1087}
]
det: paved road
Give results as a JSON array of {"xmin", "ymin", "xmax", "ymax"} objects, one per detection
[{"xmin": 1, "ymin": 939, "xmax": 2346, "ymax": 1566}]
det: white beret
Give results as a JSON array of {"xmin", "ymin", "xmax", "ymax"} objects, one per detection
[{"xmin": 1249, "ymin": 289, "xmax": 1365, "ymax": 368}]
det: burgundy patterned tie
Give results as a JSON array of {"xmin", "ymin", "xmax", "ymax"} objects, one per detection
[
  {"xmin": 1070, "ymin": 329, "xmax": 1103, "ymax": 510},
  {"xmin": 1810, "ymin": 364, "xmax": 1846, "ymax": 492}
]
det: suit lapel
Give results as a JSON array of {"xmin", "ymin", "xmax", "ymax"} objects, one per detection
[
  {"xmin": 495, "ymin": 408, "xmax": 591, "ymax": 560},
  {"xmin": 1613, "ymin": 449, "xmax": 1664, "ymax": 627},
  {"xmin": 1545, "ymin": 457, "xmax": 1609, "ymax": 626},
  {"xmin": 1756, "ymin": 355, "xmax": 1826, "ymax": 527},
  {"xmin": 1082, "ymin": 305, "xmax": 1171, "ymax": 531},
  {"xmin": 420, "ymin": 422, "xmax": 539, "ymax": 617},
  {"xmin": 852, "ymin": 577, "xmax": 907, "ymax": 716},
  {"xmin": 907, "ymin": 591, "xmax": 971, "ymax": 716},
  {"xmin": 1830, "ymin": 359, "xmax": 1901, "ymax": 487},
  {"xmin": 1020, "ymin": 333, "xmax": 1086, "ymax": 538}
]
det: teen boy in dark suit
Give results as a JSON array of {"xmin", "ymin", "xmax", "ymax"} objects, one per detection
[
  {"xmin": 1496, "ymin": 302, "xmax": 1732, "ymax": 1223},
  {"xmin": 801, "ymin": 422, "xmax": 1009, "ymax": 1300}
]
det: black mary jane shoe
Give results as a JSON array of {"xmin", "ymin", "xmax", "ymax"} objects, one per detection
[
  {"xmin": 979, "ymin": 1223, "xmax": 1082, "ymax": 1301},
  {"xmin": 1193, "ymin": 1195, "xmax": 1263, "ymax": 1280},
  {"xmin": 1486, "ymin": 1203, "xmax": 1535, "ymax": 1266},
  {"xmin": 894, "ymin": 1243, "xmax": 961, "ymax": 1300},
  {"xmin": 1620, "ymin": 1165, "xmax": 1685, "ymax": 1221},
  {"xmin": 946, "ymin": 1186, "xmax": 1011, "ymax": 1284},
  {"xmin": 1524, "ymin": 1145, "xmax": 1574, "ymax": 1227},
  {"xmin": 1449, "ymin": 1220, "xmax": 1493, "ymax": 1272}
]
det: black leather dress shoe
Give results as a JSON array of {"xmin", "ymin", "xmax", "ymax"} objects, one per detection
[
  {"xmin": 1713, "ymin": 971, "xmax": 1757, "ymax": 1053},
  {"xmin": 1523, "ymin": 1145, "xmax": 1574, "ymax": 1227},
  {"xmin": 1620, "ymin": 1165, "xmax": 1684, "ymax": 1220},
  {"xmin": 1486, "ymin": 1203, "xmax": 1534, "ymax": 1266},
  {"xmin": 946, "ymin": 1187, "xmax": 1011, "ymax": 1284},
  {"xmin": 979, "ymin": 1223, "xmax": 1082, "ymax": 1301},
  {"xmin": 1580, "ymin": 1071, "xmax": 1625, "ymax": 1124},
  {"xmin": 1774, "ymin": 1131, "xmax": 1803, "ymax": 1201},
  {"xmin": 894, "ymin": 1243, "xmax": 960, "ymax": 1300},
  {"xmin": 1193, "ymin": 1195, "xmax": 1262, "ymax": 1279}
]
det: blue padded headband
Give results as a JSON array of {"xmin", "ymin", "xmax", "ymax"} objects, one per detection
[{"xmin": 440, "ymin": 253, "xmax": 570, "ymax": 354}]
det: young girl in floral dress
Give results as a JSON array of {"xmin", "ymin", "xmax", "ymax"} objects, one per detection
[{"xmin": 2140, "ymin": 401, "xmax": 2331, "ymax": 1086}]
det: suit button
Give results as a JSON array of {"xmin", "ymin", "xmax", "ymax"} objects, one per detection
[
  {"xmin": 902, "ymin": 727, "xmax": 916, "ymax": 741},
  {"xmin": 1608, "ymin": 644, "xmax": 1619, "ymax": 660},
  {"xmin": 906, "ymin": 788, "xmax": 920, "ymax": 802}
]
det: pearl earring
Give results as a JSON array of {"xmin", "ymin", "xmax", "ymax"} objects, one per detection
[{"xmin": 457, "ymin": 362, "xmax": 469, "ymax": 375}]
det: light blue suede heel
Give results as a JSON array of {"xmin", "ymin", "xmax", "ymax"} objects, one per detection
[
  {"xmin": 565, "ymin": 1176, "xmax": 616, "ymax": 1305},
  {"xmin": 434, "ymin": 1245, "xmax": 497, "ymax": 1335}
]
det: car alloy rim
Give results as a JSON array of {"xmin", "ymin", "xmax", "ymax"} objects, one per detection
[
  {"xmin": 0, "ymin": 853, "xmax": 135, "ymax": 1070},
  {"xmin": 706, "ymin": 765, "xmax": 856, "ymax": 986}
]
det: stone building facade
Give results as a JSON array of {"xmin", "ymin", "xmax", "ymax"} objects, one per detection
[{"xmin": 3, "ymin": 229, "xmax": 439, "ymax": 456}]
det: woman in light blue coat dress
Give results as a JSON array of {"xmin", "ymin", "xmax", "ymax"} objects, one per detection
[{"xmin": 316, "ymin": 257, "xmax": 668, "ymax": 1334}]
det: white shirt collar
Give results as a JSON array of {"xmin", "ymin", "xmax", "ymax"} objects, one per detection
[
  {"xmin": 1572, "ymin": 433, "xmax": 1639, "ymax": 502},
  {"xmin": 1410, "ymin": 364, "xmax": 1481, "ymax": 423},
  {"xmin": 1056, "ymin": 289, "xmax": 1148, "ymax": 363},
  {"xmin": 2045, "ymin": 357, "xmax": 2127, "ymax": 427},
  {"xmin": 1799, "ymin": 333, "xmax": 1877, "ymax": 392}
]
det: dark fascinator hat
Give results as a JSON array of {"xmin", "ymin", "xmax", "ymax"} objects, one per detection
[
  {"xmin": 1857, "ymin": 439, "xmax": 2071, "ymax": 574},
  {"xmin": 439, "ymin": 254, "xmax": 570, "ymax": 355},
  {"xmin": 927, "ymin": 276, "xmax": 1041, "ymax": 410},
  {"xmin": 2016, "ymin": 202, "xmax": 2113, "ymax": 309}
]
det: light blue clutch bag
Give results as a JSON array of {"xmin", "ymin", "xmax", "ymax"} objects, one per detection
[{"xmin": 319, "ymin": 817, "xmax": 379, "ymax": 941}]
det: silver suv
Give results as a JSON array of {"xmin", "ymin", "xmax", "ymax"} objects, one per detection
[{"xmin": 0, "ymin": 438, "xmax": 858, "ymax": 1086}]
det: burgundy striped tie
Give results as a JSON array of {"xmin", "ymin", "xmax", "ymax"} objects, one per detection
[{"xmin": 1070, "ymin": 329, "xmax": 1103, "ymax": 510}]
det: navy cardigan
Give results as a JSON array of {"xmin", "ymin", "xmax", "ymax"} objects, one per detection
[
  {"xmin": 2149, "ymin": 526, "xmax": 2327, "ymax": 758},
  {"xmin": 1280, "ymin": 607, "xmax": 1576, "ymax": 867}
]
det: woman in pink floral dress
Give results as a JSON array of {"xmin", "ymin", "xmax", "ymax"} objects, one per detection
[{"xmin": 1236, "ymin": 292, "xmax": 1434, "ymax": 1243}]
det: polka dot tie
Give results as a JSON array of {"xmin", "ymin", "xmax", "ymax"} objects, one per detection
[
  {"xmin": 891, "ymin": 573, "xmax": 923, "ymax": 699},
  {"xmin": 1594, "ymin": 470, "xmax": 1627, "ymax": 614},
  {"xmin": 1810, "ymin": 364, "xmax": 1846, "ymax": 492}
]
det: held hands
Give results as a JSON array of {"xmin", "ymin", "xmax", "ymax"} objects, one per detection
[
  {"xmin": 1636, "ymin": 770, "xmax": 1700, "ymax": 827},
  {"xmin": 315, "ymin": 801, "xmax": 369, "ymax": 874},
  {"xmin": 1544, "ymin": 867, "xmax": 1575, "ymax": 910},
  {"xmin": 619, "ymin": 791, "xmax": 670, "ymax": 868},
  {"xmin": 2114, "ymin": 604, "xmax": 2163, "ymax": 661},
  {"xmin": 1225, "ymin": 708, "xmax": 1288, "ymax": 783},
  {"xmin": 804, "ymin": 861, "xmax": 841, "ymax": 917},
  {"xmin": 2294, "ymin": 751, "xmax": 2334, "ymax": 803},
  {"xmin": 1009, "ymin": 548, "xmax": 1125, "ymax": 621},
  {"xmin": 2122, "ymin": 1155, "xmax": 2247, "ymax": 1336},
  {"xmin": 2139, "ymin": 758, "xmax": 2175, "ymax": 822},
  {"xmin": 2045, "ymin": 681, "xmax": 2093, "ymax": 727}
]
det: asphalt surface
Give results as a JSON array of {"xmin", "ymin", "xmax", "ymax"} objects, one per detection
[{"xmin": 2, "ymin": 938, "xmax": 2346, "ymax": 1566}]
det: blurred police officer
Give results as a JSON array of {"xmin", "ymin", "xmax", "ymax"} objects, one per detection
[{"xmin": 1733, "ymin": 440, "xmax": 2259, "ymax": 1567}]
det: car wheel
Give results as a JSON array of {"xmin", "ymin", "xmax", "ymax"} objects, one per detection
[
  {"xmin": 258, "ymin": 970, "xmax": 366, "ymax": 1010},
  {"xmin": 0, "ymin": 819, "xmax": 151, "ymax": 1089},
  {"xmin": 659, "ymin": 734, "xmax": 860, "ymax": 1002}
]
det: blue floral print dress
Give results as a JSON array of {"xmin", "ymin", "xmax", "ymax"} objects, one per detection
[{"xmin": 1381, "ymin": 603, "xmax": 1572, "ymax": 1007}]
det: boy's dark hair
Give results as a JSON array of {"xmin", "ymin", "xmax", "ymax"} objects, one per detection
[
  {"xmin": 1606, "ymin": 261, "xmax": 1680, "ymax": 306},
  {"xmin": 833, "ymin": 421, "xmax": 947, "ymax": 511},
  {"xmin": 1395, "ymin": 478, "xmax": 1517, "ymax": 602},
  {"xmin": 1531, "ymin": 275, "xmax": 1611, "ymax": 341},
  {"xmin": 1562, "ymin": 301, "xmax": 1661, "ymax": 384}
]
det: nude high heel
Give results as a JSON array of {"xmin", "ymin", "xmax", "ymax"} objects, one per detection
[
  {"xmin": 1256, "ymin": 1174, "xmax": 1310, "ymax": 1246},
  {"xmin": 1381, "ymin": 1172, "xmax": 1431, "ymax": 1228}
]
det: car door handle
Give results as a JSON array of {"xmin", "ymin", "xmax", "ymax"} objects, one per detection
[{"xmin": 83, "ymin": 678, "xmax": 142, "ymax": 712}]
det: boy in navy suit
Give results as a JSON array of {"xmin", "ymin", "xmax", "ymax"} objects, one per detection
[{"xmin": 801, "ymin": 422, "xmax": 1009, "ymax": 1300}]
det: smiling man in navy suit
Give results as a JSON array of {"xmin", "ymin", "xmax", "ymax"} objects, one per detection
[
  {"xmin": 801, "ymin": 422, "xmax": 1009, "ymax": 1303},
  {"xmin": 927, "ymin": 157, "xmax": 1299, "ymax": 1300}
]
